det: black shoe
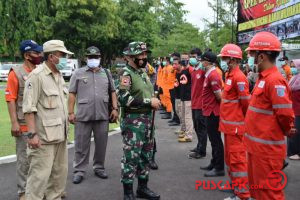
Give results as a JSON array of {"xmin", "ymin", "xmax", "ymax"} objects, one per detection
[
  {"xmin": 136, "ymin": 179, "xmax": 160, "ymax": 200},
  {"xmin": 72, "ymin": 174, "xmax": 83, "ymax": 184},
  {"xmin": 168, "ymin": 121, "xmax": 180, "ymax": 126},
  {"xmin": 204, "ymin": 168, "xmax": 225, "ymax": 177},
  {"xmin": 94, "ymin": 170, "xmax": 108, "ymax": 179},
  {"xmin": 167, "ymin": 119, "xmax": 174, "ymax": 123},
  {"xmin": 123, "ymin": 184, "xmax": 136, "ymax": 200},
  {"xmin": 188, "ymin": 152, "xmax": 206, "ymax": 159},
  {"xmin": 190, "ymin": 147, "xmax": 198, "ymax": 153},
  {"xmin": 149, "ymin": 160, "xmax": 158, "ymax": 170},
  {"xmin": 161, "ymin": 113, "xmax": 171, "ymax": 119},
  {"xmin": 200, "ymin": 163, "xmax": 214, "ymax": 171},
  {"xmin": 282, "ymin": 159, "xmax": 289, "ymax": 170},
  {"xmin": 159, "ymin": 110, "xmax": 167, "ymax": 114}
]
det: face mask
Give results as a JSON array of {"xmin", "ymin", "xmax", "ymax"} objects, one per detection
[
  {"xmin": 291, "ymin": 67, "xmax": 299, "ymax": 75},
  {"xmin": 87, "ymin": 59, "xmax": 100, "ymax": 68},
  {"xmin": 248, "ymin": 57, "xmax": 255, "ymax": 70},
  {"xmin": 180, "ymin": 60, "xmax": 188, "ymax": 66},
  {"xmin": 170, "ymin": 57, "xmax": 174, "ymax": 64},
  {"xmin": 195, "ymin": 62, "xmax": 204, "ymax": 70},
  {"xmin": 157, "ymin": 61, "xmax": 161, "ymax": 65},
  {"xmin": 29, "ymin": 55, "xmax": 42, "ymax": 65},
  {"xmin": 134, "ymin": 58, "xmax": 147, "ymax": 68},
  {"xmin": 162, "ymin": 61, "xmax": 167, "ymax": 66},
  {"xmin": 53, "ymin": 55, "xmax": 67, "ymax": 70},
  {"xmin": 220, "ymin": 60, "xmax": 229, "ymax": 72},
  {"xmin": 189, "ymin": 58, "xmax": 198, "ymax": 66},
  {"xmin": 280, "ymin": 60, "xmax": 286, "ymax": 67}
]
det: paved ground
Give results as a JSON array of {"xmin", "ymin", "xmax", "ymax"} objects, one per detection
[{"xmin": 1, "ymin": 114, "xmax": 300, "ymax": 200}]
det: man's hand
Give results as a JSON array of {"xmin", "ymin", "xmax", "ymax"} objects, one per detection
[
  {"xmin": 286, "ymin": 128, "xmax": 297, "ymax": 137},
  {"xmin": 27, "ymin": 134, "xmax": 41, "ymax": 149},
  {"xmin": 11, "ymin": 122, "xmax": 21, "ymax": 137},
  {"xmin": 110, "ymin": 110, "xmax": 119, "ymax": 123},
  {"xmin": 68, "ymin": 113, "xmax": 76, "ymax": 124},
  {"xmin": 151, "ymin": 98, "xmax": 161, "ymax": 110}
]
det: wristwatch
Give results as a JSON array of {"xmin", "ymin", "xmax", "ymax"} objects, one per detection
[{"xmin": 23, "ymin": 132, "xmax": 36, "ymax": 139}]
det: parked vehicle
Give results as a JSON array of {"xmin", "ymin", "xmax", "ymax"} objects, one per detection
[
  {"xmin": 0, "ymin": 63, "xmax": 22, "ymax": 81},
  {"xmin": 60, "ymin": 59, "xmax": 79, "ymax": 81}
]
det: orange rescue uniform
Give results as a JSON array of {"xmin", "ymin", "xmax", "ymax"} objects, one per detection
[
  {"xmin": 5, "ymin": 65, "xmax": 32, "ymax": 132},
  {"xmin": 282, "ymin": 64, "xmax": 292, "ymax": 81},
  {"xmin": 161, "ymin": 65, "xmax": 175, "ymax": 112},
  {"xmin": 245, "ymin": 66, "xmax": 294, "ymax": 200},
  {"xmin": 219, "ymin": 66, "xmax": 251, "ymax": 199}
]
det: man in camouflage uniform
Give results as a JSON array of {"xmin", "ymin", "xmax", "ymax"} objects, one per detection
[{"xmin": 118, "ymin": 42, "xmax": 161, "ymax": 200}]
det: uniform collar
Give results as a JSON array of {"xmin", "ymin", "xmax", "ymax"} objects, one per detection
[
  {"xmin": 260, "ymin": 66, "xmax": 278, "ymax": 78},
  {"xmin": 227, "ymin": 66, "xmax": 239, "ymax": 77},
  {"xmin": 205, "ymin": 66, "xmax": 215, "ymax": 78},
  {"xmin": 85, "ymin": 66, "xmax": 101, "ymax": 72}
]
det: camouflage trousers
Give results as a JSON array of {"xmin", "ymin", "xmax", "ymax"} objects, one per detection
[{"xmin": 120, "ymin": 113, "xmax": 154, "ymax": 184}]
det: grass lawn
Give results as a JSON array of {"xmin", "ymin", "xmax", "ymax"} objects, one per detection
[{"xmin": 0, "ymin": 89, "xmax": 119, "ymax": 157}]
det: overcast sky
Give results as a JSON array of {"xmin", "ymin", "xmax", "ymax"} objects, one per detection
[{"xmin": 178, "ymin": 0, "xmax": 215, "ymax": 30}]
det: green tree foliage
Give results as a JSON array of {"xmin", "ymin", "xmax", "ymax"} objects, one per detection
[{"xmin": 0, "ymin": 0, "xmax": 237, "ymax": 62}]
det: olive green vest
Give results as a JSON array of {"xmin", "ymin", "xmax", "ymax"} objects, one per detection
[
  {"xmin": 124, "ymin": 66, "xmax": 154, "ymax": 110},
  {"xmin": 12, "ymin": 65, "xmax": 29, "ymax": 125}
]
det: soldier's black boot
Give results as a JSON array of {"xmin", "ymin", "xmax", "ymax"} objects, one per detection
[
  {"xmin": 123, "ymin": 183, "xmax": 136, "ymax": 200},
  {"xmin": 136, "ymin": 179, "xmax": 160, "ymax": 200},
  {"xmin": 149, "ymin": 153, "xmax": 158, "ymax": 170}
]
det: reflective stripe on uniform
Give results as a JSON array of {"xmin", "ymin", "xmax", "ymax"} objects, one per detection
[
  {"xmin": 213, "ymin": 89, "xmax": 222, "ymax": 93},
  {"xmin": 222, "ymin": 99, "xmax": 239, "ymax": 103},
  {"xmin": 245, "ymin": 133, "xmax": 286, "ymax": 145},
  {"xmin": 272, "ymin": 104, "xmax": 292, "ymax": 109},
  {"xmin": 231, "ymin": 171, "xmax": 248, "ymax": 177},
  {"xmin": 221, "ymin": 119, "xmax": 244, "ymax": 125},
  {"xmin": 239, "ymin": 95, "xmax": 251, "ymax": 100},
  {"xmin": 248, "ymin": 106, "xmax": 273, "ymax": 115}
]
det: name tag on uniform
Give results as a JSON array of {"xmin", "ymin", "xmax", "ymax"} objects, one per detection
[
  {"xmin": 226, "ymin": 79, "xmax": 232, "ymax": 85},
  {"xmin": 258, "ymin": 80, "xmax": 265, "ymax": 88}
]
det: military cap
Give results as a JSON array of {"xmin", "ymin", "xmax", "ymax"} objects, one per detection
[
  {"xmin": 86, "ymin": 46, "xmax": 101, "ymax": 56},
  {"xmin": 123, "ymin": 42, "xmax": 151, "ymax": 56}
]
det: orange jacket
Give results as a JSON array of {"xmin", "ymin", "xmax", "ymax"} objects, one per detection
[
  {"xmin": 245, "ymin": 66, "xmax": 294, "ymax": 159},
  {"xmin": 163, "ymin": 65, "xmax": 176, "ymax": 90},
  {"xmin": 156, "ymin": 66, "xmax": 163, "ymax": 87},
  {"xmin": 219, "ymin": 66, "xmax": 250, "ymax": 135},
  {"xmin": 282, "ymin": 64, "xmax": 292, "ymax": 81}
]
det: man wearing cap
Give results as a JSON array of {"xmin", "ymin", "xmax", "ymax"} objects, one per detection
[
  {"xmin": 68, "ymin": 46, "xmax": 118, "ymax": 184},
  {"xmin": 279, "ymin": 56, "xmax": 292, "ymax": 81},
  {"xmin": 5, "ymin": 40, "xmax": 43, "ymax": 200},
  {"xmin": 118, "ymin": 41, "xmax": 161, "ymax": 200},
  {"xmin": 200, "ymin": 51, "xmax": 225, "ymax": 177},
  {"xmin": 22, "ymin": 40, "xmax": 73, "ymax": 200}
]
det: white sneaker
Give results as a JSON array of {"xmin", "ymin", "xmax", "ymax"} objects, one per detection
[{"xmin": 289, "ymin": 154, "xmax": 300, "ymax": 160}]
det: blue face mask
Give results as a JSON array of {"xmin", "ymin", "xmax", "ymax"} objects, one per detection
[
  {"xmin": 162, "ymin": 61, "xmax": 167, "ymax": 66},
  {"xmin": 170, "ymin": 57, "xmax": 174, "ymax": 64},
  {"xmin": 220, "ymin": 60, "xmax": 228, "ymax": 72},
  {"xmin": 248, "ymin": 57, "xmax": 255, "ymax": 71},
  {"xmin": 189, "ymin": 58, "xmax": 198, "ymax": 66},
  {"xmin": 291, "ymin": 67, "xmax": 298, "ymax": 75},
  {"xmin": 157, "ymin": 61, "xmax": 161, "ymax": 65},
  {"xmin": 54, "ymin": 55, "xmax": 67, "ymax": 70},
  {"xmin": 196, "ymin": 62, "xmax": 204, "ymax": 70},
  {"xmin": 280, "ymin": 60, "xmax": 286, "ymax": 66}
]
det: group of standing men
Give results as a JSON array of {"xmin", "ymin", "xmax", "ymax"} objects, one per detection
[
  {"xmin": 5, "ymin": 40, "xmax": 119, "ymax": 200},
  {"xmin": 154, "ymin": 31, "xmax": 295, "ymax": 200}
]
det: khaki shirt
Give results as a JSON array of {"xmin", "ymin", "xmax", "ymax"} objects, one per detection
[
  {"xmin": 69, "ymin": 66, "xmax": 115, "ymax": 121},
  {"xmin": 23, "ymin": 63, "xmax": 69, "ymax": 144}
]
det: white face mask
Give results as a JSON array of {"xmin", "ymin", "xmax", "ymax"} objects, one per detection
[{"xmin": 87, "ymin": 59, "xmax": 100, "ymax": 68}]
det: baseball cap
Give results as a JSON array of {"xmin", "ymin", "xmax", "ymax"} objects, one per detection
[
  {"xmin": 43, "ymin": 40, "xmax": 73, "ymax": 55},
  {"xmin": 20, "ymin": 40, "xmax": 43, "ymax": 53},
  {"xmin": 201, "ymin": 51, "xmax": 217, "ymax": 63}
]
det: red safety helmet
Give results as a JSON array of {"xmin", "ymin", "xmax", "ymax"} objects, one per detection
[
  {"xmin": 218, "ymin": 44, "xmax": 242, "ymax": 59},
  {"xmin": 246, "ymin": 31, "xmax": 281, "ymax": 52}
]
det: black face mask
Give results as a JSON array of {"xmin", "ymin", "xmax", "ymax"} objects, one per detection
[
  {"xmin": 180, "ymin": 60, "xmax": 189, "ymax": 66},
  {"xmin": 134, "ymin": 58, "xmax": 147, "ymax": 68}
]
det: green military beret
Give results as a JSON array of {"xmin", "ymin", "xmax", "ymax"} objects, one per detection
[
  {"xmin": 123, "ymin": 42, "xmax": 151, "ymax": 56},
  {"xmin": 86, "ymin": 46, "xmax": 101, "ymax": 56}
]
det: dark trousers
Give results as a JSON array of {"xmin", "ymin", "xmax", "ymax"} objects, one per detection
[
  {"xmin": 206, "ymin": 114, "xmax": 224, "ymax": 170},
  {"xmin": 288, "ymin": 116, "xmax": 300, "ymax": 156},
  {"xmin": 192, "ymin": 109, "xmax": 207, "ymax": 155},
  {"xmin": 169, "ymin": 89, "xmax": 179, "ymax": 122}
]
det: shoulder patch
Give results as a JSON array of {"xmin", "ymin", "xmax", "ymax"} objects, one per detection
[
  {"xmin": 120, "ymin": 76, "xmax": 131, "ymax": 87},
  {"xmin": 275, "ymin": 85, "xmax": 286, "ymax": 97}
]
